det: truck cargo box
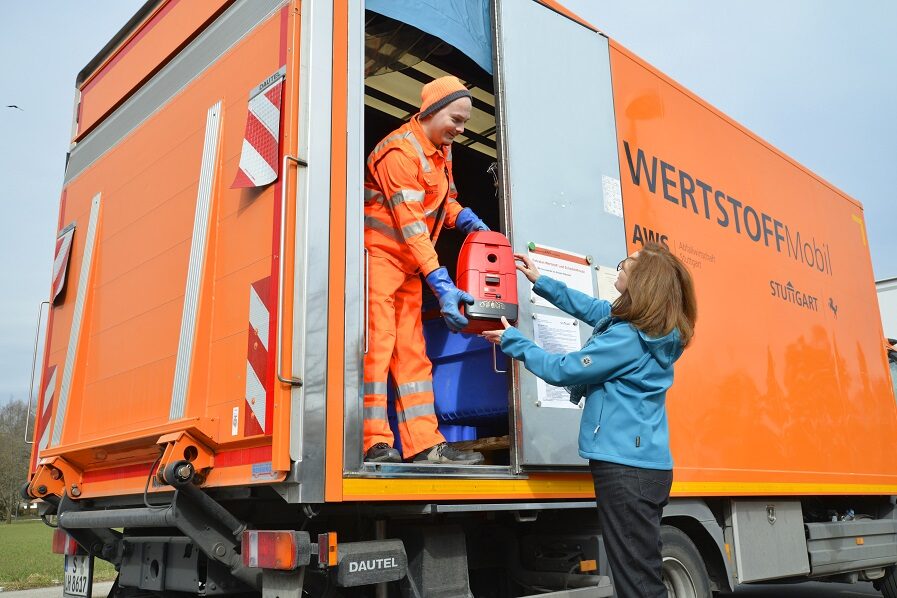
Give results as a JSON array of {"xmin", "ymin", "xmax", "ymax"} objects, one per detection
[
  {"xmin": 25, "ymin": 1, "xmax": 897, "ymax": 596},
  {"xmin": 27, "ymin": 0, "xmax": 896, "ymax": 506}
]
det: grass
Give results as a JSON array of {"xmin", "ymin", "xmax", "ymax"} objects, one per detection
[{"xmin": 0, "ymin": 519, "xmax": 117, "ymax": 591}]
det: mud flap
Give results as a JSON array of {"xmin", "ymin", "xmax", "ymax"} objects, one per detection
[{"xmin": 332, "ymin": 540, "xmax": 407, "ymax": 587}]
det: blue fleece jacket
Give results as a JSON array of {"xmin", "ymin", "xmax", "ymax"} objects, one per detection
[{"xmin": 500, "ymin": 276, "xmax": 683, "ymax": 470}]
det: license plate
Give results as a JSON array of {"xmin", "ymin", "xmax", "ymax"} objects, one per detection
[{"xmin": 63, "ymin": 554, "xmax": 93, "ymax": 598}]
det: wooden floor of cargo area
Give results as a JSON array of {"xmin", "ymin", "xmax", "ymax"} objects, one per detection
[{"xmin": 451, "ymin": 435, "xmax": 510, "ymax": 452}]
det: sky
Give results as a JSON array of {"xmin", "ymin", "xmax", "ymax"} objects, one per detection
[{"xmin": 0, "ymin": 2, "xmax": 895, "ymax": 407}]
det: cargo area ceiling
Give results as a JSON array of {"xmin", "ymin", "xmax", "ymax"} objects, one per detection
[{"xmin": 364, "ymin": 11, "xmax": 496, "ymax": 158}]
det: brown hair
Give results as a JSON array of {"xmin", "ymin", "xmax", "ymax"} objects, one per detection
[{"xmin": 611, "ymin": 242, "xmax": 697, "ymax": 347}]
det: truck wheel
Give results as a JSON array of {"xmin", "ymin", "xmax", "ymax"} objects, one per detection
[
  {"xmin": 661, "ymin": 526, "xmax": 712, "ymax": 598},
  {"xmin": 881, "ymin": 565, "xmax": 897, "ymax": 598}
]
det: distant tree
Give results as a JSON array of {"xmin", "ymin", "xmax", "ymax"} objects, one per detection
[{"xmin": 0, "ymin": 399, "xmax": 32, "ymax": 523}]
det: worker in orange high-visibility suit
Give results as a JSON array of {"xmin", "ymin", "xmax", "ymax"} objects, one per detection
[{"xmin": 364, "ymin": 76, "xmax": 488, "ymax": 465}]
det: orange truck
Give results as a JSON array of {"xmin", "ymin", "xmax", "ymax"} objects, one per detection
[{"xmin": 25, "ymin": 1, "xmax": 897, "ymax": 597}]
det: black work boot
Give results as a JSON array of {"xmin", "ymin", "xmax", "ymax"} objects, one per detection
[
  {"xmin": 412, "ymin": 442, "xmax": 484, "ymax": 465},
  {"xmin": 365, "ymin": 443, "xmax": 402, "ymax": 463}
]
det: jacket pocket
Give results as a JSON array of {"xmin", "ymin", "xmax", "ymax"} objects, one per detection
[
  {"xmin": 421, "ymin": 172, "xmax": 442, "ymax": 193},
  {"xmin": 580, "ymin": 391, "xmax": 605, "ymax": 437}
]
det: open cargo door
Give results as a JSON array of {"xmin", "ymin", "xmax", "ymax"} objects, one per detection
[{"xmin": 493, "ymin": 0, "xmax": 627, "ymax": 467}]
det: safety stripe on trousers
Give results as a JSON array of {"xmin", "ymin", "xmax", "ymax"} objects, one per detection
[
  {"xmin": 395, "ymin": 380, "xmax": 433, "ymax": 398},
  {"xmin": 364, "ymin": 381, "xmax": 388, "ymax": 396},
  {"xmin": 396, "ymin": 402, "xmax": 437, "ymax": 423},
  {"xmin": 363, "ymin": 404, "xmax": 437, "ymax": 424},
  {"xmin": 364, "ymin": 406, "xmax": 388, "ymax": 421}
]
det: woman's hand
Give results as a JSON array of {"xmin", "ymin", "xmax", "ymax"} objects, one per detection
[
  {"xmin": 481, "ymin": 316, "xmax": 512, "ymax": 345},
  {"xmin": 514, "ymin": 253, "xmax": 540, "ymax": 283}
]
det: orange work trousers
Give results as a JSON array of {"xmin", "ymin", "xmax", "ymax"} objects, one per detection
[{"xmin": 364, "ymin": 255, "xmax": 444, "ymax": 458}]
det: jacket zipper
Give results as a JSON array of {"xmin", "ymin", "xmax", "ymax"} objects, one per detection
[{"xmin": 594, "ymin": 396, "xmax": 605, "ymax": 436}]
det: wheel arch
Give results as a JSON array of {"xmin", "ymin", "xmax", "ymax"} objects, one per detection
[{"xmin": 663, "ymin": 499, "xmax": 735, "ymax": 593}]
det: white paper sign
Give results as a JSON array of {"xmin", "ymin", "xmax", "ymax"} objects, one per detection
[
  {"xmin": 596, "ymin": 265, "xmax": 622, "ymax": 303},
  {"xmin": 602, "ymin": 175, "xmax": 623, "ymax": 218},
  {"xmin": 528, "ymin": 244, "xmax": 594, "ymax": 309},
  {"xmin": 532, "ymin": 313, "xmax": 582, "ymax": 409}
]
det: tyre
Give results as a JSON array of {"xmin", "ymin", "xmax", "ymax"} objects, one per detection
[
  {"xmin": 661, "ymin": 525, "xmax": 712, "ymax": 598},
  {"xmin": 881, "ymin": 565, "xmax": 897, "ymax": 598}
]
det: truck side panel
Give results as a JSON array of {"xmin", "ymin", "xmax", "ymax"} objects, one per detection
[{"xmin": 610, "ymin": 41, "xmax": 897, "ymax": 493}]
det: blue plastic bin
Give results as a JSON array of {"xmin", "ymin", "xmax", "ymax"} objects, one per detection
[
  {"xmin": 438, "ymin": 424, "xmax": 478, "ymax": 443},
  {"xmin": 422, "ymin": 317, "xmax": 508, "ymax": 423},
  {"xmin": 384, "ymin": 315, "xmax": 509, "ymax": 455}
]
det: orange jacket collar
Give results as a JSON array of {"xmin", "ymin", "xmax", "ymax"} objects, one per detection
[{"xmin": 409, "ymin": 116, "xmax": 445, "ymax": 158}]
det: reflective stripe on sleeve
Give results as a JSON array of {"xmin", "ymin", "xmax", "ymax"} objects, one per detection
[
  {"xmin": 401, "ymin": 221, "xmax": 428, "ymax": 239},
  {"xmin": 364, "ymin": 216, "xmax": 400, "ymax": 241},
  {"xmin": 364, "ymin": 188, "xmax": 384, "ymax": 205},
  {"xmin": 389, "ymin": 189, "xmax": 425, "ymax": 207},
  {"xmin": 367, "ymin": 132, "xmax": 412, "ymax": 165}
]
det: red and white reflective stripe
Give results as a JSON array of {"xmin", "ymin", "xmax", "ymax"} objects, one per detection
[
  {"xmin": 245, "ymin": 276, "xmax": 273, "ymax": 435},
  {"xmin": 232, "ymin": 68, "xmax": 286, "ymax": 189},
  {"xmin": 52, "ymin": 224, "xmax": 76, "ymax": 301},
  {"xmin": 37, "ymin": 365, "xmax": 58, "ymax": 450}
]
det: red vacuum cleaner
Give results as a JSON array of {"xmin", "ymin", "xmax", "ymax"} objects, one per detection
[{"xmin": 455, "ymin": 231, "xmax": 519, "ymax": 334}]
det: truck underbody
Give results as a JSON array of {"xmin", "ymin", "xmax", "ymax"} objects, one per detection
[{"xmin": 37, "ymin": 467, "xmax": 897, "ymax": 597}]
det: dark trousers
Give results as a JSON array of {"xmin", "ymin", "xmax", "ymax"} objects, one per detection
[{"xmin": 590, "ymin": 460, "xmax": 672, "ymax": 598}]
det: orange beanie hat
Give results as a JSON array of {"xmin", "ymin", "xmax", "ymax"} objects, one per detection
[{"xmin": 419, "ymin": 76, "xmax": 471, "ymax": 118}]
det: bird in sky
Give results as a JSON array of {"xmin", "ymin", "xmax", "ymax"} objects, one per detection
[{"xmin": 6, "ymin": 105, "xmax": 23, "ymax": 111}]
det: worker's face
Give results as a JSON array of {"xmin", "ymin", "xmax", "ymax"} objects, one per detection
[
  {"xmin": 423, "ymin": 97, "xmax": 472, "ymax": 146},
  {"xmin": 615, "ymin": 251, "xmax": 639, "ymax": 293}
]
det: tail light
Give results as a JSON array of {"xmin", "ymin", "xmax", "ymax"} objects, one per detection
[
  {"xmin": 51, "ymin": 529, "xmax": 80, "ymax": 555},
  {"xmin": 242, "ymin": 531, "xmax": 297, "ymax": 570},
  {"xmin": 241, "ymin": 530, "xmax": 315, "ymax": 570}
]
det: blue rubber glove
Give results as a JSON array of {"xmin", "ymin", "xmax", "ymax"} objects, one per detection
[
  {"xmin": 426, "ymin": 267, "xmax": 474, "ymax": 332},
  {"xmin": 455, "ymin": 207, "xmax": 490, "ymax": 234}
]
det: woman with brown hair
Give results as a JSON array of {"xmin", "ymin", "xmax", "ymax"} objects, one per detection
[{"xmin": 482, "ymin": 242, "xmax": 697, "ymax": 598}]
